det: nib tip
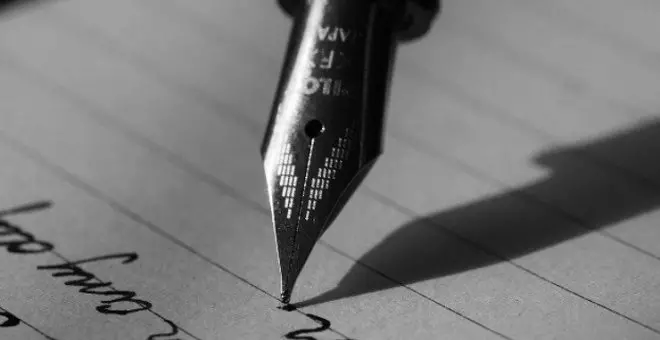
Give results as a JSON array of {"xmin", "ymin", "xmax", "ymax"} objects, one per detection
[
  {"xmin": 280, "ymin": 290, "xmax": 292, "ymax": 305},
  {"xmin": 278, "ymin": 303, "xmax": 297, "ymax": 312}
]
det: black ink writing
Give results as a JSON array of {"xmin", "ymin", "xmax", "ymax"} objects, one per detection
[
  {"xmin": 280, "ymin": 304, "xmax": 356, "ymax": 340},
  {"xmin": 0, "ymin": 310, "xmax": 20, "ymax": 328},
  {"xmin": 37, "ymin": 253, "xmax": 152, "ymax": 315},
  {"xmin": 285, "ymin": 313, "xmax": 331, "ymax": 340},
  {"xmin": 0, "ymin": 219, "xmax": 53, "ymax": 254},
  {"xmin": 278, "ymin": 304, "xmax": 297, "ymax": 312},
  {"xmin": 0, "ymin": 201, "xmax": 180, "ymax": 339},
  {"xmin": 147, "ymin": 319, "xmax": 181, "ymax": 340}
]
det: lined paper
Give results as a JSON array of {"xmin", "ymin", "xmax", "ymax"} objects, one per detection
[{"xmin": 1, "ymin": 0, "xmax": 660, "ymax": 339}]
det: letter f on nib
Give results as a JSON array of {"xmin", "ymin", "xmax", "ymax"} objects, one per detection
[{"xmin": 261, "ymin": 0, "xmax": 439, "ymax": 304}]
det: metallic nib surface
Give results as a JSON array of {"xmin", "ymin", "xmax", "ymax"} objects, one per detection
[{"xmin": 262, "ymin": 0, "xmax": 411, "ymax": 303}]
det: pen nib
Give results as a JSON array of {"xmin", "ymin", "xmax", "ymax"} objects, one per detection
[
  {"xmin": 262, "ymin": 0, "xmax": 401, "ymax": 302},
  {"xmin": 264, "ymin": 124, "xmax": 378, "ymax": 304}
]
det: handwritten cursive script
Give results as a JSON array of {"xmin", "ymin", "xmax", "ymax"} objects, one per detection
[
  {"xmin": 37, "ymin": 253, "xmax": 152, "ymax": 315},
  {"xmin": 0, "ymin": 201, "xmax": 181, "ymax": 339},
  {"xmin": 0, "ymin": 218, "xmax": 53, "ymax": 254},
  {"xmin": 280, "ymin": 304, "xmax": 356, "ymax": 340}
]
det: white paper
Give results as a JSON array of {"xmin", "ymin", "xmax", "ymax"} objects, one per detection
[{"xmin": 0, "ymin": 0, "xmax": 659, "ymax": 339}]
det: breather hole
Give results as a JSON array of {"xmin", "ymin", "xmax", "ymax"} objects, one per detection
[{"xmin": 304, "ymin": 119, "xmax": 325, "ymax": 138}]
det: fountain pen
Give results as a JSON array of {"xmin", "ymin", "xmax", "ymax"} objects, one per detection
[{"xmin": 261, "ymin": 0, "xmax": 438, "ymax": 304}]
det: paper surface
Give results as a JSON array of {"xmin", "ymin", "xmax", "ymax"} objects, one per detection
[{"xmin": 1, "ymin": 0, "xmax": 660, "ymax": 339}]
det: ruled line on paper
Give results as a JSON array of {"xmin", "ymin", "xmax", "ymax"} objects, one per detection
[
  {"xmin": 406, "ymin": 17, "xmax": 658, "ymax": 123},
  {"xmin": 156, "ymin": 0, "xmax": 655, "ymax": 120},
  {"xmin": 43, "ymin": 250, "xmax": 202, "ymax": 340},
  {"xmin": 387, "ymin": 127, "xmax": 660, "ymax": 265},
  {"xmin": 362, "ymin": 188, "xmax": 660, "ymax": 335},
  {"xmin": 380, "ymin": 21, "xmax": 660, "ymax": 264},
  {"xmin": 507, "ymin": 0, "xmax": 660, "ymax": 71},
  {"xmin": 0, "ymin": 204, "xmax": 58, "ymax": 340},
  {"xmin": 313, "ymin": 241, "xmax": 516, "ymax": 340},
  {"xmin": 147, "ymin": 0, "xmax": 657, "ymax": 129},
  {"xmin": 456, "ymin": 0, "xmax": 660, "ymax": 85},
  {"xmin": 384, "ymin": 69, "xmax": 660, "ymax": 263},
  {"xmin": 0, "ymin": 305, "xmax": 57, "ymax": 340},
  {"xmin": 138, "ymin": 0, "xmax": 281, "ymax": 68},
  {"xmin": 41, "ymin": 3, "xmax": 262, "ymax": 135},
  {"xmin": 445, "ymin": 0, "xmax": 660, "ymax": 105},
  {"xmin": 0, "ymin": 55, "xmax": 268, "ymax": 215}
]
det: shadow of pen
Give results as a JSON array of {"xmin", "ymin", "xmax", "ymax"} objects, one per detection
[{"xmin": 296, "ymin": 118, "xmax": 660, "ymax": 307}]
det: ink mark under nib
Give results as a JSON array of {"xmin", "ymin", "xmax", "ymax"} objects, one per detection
[
  {"xmin": 277, "ymin": 303, "xmax": 298, "ymax": 312},
  {"xmin": 262, "ymin": 0, "xmax": 439, "ymax": 303}
]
